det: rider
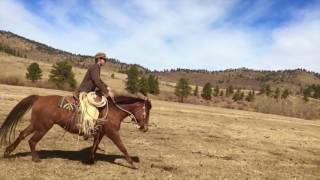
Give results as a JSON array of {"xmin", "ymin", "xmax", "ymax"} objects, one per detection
[{"xmin": 74, "ymin": 52, "xmax": 114, "ymax": 100}]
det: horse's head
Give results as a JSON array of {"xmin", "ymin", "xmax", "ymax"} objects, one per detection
[{"xmin": 132, "ymin": 99, "xmax": 152, "ymax": 132}]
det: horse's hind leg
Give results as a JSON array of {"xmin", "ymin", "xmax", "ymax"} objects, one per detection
[
  {"xmin": 28, "ymin": 126, "xmax": 52, "ymax": 162},
  {"xmin": 4, "ymin": 124, "xmax": 34, "ymax": 157}
]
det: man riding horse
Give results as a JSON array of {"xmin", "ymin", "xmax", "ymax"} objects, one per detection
[
  {"xmin": 0, "ymin": 52, "xmax": 152, "ymax": 167},
  {"xmin": 74, "ymin": 52, "xmax": 114, "ymax": 100}
]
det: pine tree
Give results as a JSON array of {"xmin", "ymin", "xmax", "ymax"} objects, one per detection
[
  {"xmin": 245, "ymin": 90, "xmax": 255, "ymax": 102},
  {"xmin": 219, "ymin": 90, "xmax": 224, "ymax": 96},
  {"xmin": 226, "ymin": 85, "xmax": 234, "ymax": 97},
  {"xmin": 201, "ymin": 82, "xmax": 213, "ymax": 100},
  {"xmin": 303, "ymin": 86, "xmax": 311, "ymax": 102},
  {"xmin": 147, "ymin": 75, "xmax": 160, "ymax": 95},
  {"xmin": 265, "ymin": 85, "xmax": 272, "ymax": 96},
  {"xmin": 153, "ymin": 77, "xmax": 160, "ymax": 95},
  {"xmin": 281, "ymin": 89, "xmax": 290, "ymax": 99},
  {"xmin": 175, "ymin": 78, "xmax": 192, "ymax": 102},
  {"xmin": 274, "ymin": 87, "xmax": 280, "ymax": 99},
  {"xmin": 126, "ymin": 65, "xmax": 140, "ymax": 94},
  {"xmin": 213, "ymin": 85, "xmax": 219, "ymax": 97},
  {"xmin": 49, "ymin": 61, "xmax": 76, "ymax": 89},
  {"xmin": 139, "ymin": 76, "xmax": 149, "ymax": 96},
  {"xmin": 26, "ymin": 62, "xmax": 42, "ymax": 82},
  {"xmin": 312, "ymin": 85, "xmax": 320, "ymax": 99},
  {"xmin": 232, "ymin": 89, "xmax": 243, "ymax": 101},
  {"xmin": 194, "ymin": 85, "xmax": 199, "ymax": 96}
]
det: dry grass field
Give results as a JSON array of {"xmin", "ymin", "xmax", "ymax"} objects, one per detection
[{"xmin": 0, "ymin": 84, "xmax": 319, "ymax": 179}]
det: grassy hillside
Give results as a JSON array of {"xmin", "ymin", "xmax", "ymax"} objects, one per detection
[
  {"xmin": 0, "ymin": 52, "xmax": 174, "ymax": 97},
  {"xmin": 0, "ymin": 84, "xmax": 319, "ymax": 179},
  {"xmin": 0, "ymin": 30, "xmax": 146, "ymax": 72},
  {"xmin": 2, "ymin": 30, "xmax": 320, "ymax": 94}
]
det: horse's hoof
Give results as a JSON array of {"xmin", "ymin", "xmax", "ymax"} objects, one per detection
[
  {"xmin": 3, "ymin": 151, "xmax": 10, "ymax": 158},
  {"xmin": 88, "ymin": 158, "xmax": 95, "ymax": 165},
  {"xmin": 32, "ymin": 158, "xmax": 41, "ymax": 163},
  {"xmin": 131, "ymin": 164, "xmax": 138, "ymax": 169}
]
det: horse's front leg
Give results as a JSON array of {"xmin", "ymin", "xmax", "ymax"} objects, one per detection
[
  {"xmin": 106, "ymin": 130, "xmax": 136, "ymax": 169},
  {"xmin": 89, "ymin": 130, "xmax": 104, "ymax": 164}
]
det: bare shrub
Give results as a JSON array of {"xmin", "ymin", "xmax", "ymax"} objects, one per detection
[
  {"xmin": 0, "ymin": 76, "xmax": 25, "ymax": 86},
  {"xmin": 0, "ymin": 75, "xmax": 72, "ymax": 92},
  {"xmin": 254, "ymin": 96, "xmax": 320, "ymax": 120}
]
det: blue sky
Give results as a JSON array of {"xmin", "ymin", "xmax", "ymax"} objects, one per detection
[{"xmin": 0, "ymin": 0, "xmax": 320, "ymax": 72}]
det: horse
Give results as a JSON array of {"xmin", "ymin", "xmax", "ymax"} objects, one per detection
[{"xmin": 0, "ymin": 94, "xmax": 152, "ymax": 168}]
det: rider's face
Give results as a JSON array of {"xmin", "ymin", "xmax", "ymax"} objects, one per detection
[{"xmin": 99, "ymin": 58, "xmax": 106, "ymax": 66}]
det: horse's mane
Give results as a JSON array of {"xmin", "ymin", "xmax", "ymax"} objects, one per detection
[{"xmin": 112, "ymin": 96, "xmax": 152, "ymax": 109}]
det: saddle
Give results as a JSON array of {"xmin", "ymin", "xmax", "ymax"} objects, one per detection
[
  {"xmin": 58, "ymin": 93, "xmax": 106, "ymax": 111},
  {"xmin": 58, "ymin": 96, "xmax": 79, "ymax": 111},
  {"xmin": 58, "ymin": 92, "xmax": 108, "ymax": 137}
]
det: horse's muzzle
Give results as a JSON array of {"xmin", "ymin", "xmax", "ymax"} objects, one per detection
[{"xmin": 138, "ymin": 125, "xmax": 148, "ymax": 133}]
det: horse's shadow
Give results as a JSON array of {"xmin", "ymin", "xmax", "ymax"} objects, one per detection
[{"xmin": 6, "ymin": 147, "xmax": 139, "ymax": 166}]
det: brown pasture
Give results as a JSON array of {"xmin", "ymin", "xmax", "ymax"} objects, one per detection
[{"xmin": 0, "ymin": 84, "xmax": 319, "ymax": 179}]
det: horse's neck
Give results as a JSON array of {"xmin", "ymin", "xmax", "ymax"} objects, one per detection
[{"xmin": 116, "ymin": 103, "xmax": 136, "ymax": 114}]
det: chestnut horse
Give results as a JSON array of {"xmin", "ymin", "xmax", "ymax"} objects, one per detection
[{"xmin": 0, "ymin": 95, "xmax": 151, "ymax": 168}]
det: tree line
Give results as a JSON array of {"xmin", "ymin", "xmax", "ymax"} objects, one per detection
[
  {"xmin": 26, "ymin": 63, "xmax": 161, "ymax": 96},
  {"xmin": 25, "ymin": 61, "xmax": 76, "ymax": 90},
  {"xmin": 126, "ymin": 65, "xmax": 160, "ymax": 96},
  {"xmin": 174, "ymin": 78, "xmax": 294, "ymax": 103}
]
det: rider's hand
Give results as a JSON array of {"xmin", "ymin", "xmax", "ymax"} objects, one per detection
[{"xmin": 107, "ymin": 87, "xmax": 114, "ymax": 98}]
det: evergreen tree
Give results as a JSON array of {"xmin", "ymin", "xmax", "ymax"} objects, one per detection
[
  {"xmin": 240, "ymin": 92, "xmax": 245, "ymax": 100},
  {"xmin": 281, "ymin": 89, "xmax": 290, "ymax": 99},
  {"xmin": 126, "ymin": 65, "xmax": 140, "ymax": 94},
  {"xmin": 175, "ymin": 78, "xmax": 192, "ymax": 102},
  {"xmin": 153, "ymin": 77, "xmax": 160, "ymax": 95},
  {"xmin": 303, "ymin": 87, "xmax": 312, "ymax": 102},
  {"xmin": 259, "ymin": 85, "xmax": 266, "ymax": 95},
  {"xmin": 26, "ymin": 62, "xmax": 42, "ymax": 82},
  {"xmin": 265, "ymin": 85, "xmax": 272, "ymax": 96},
  {"xmin": 245, "ymin": 90, "xmax": 255, "ymax": 102},
  {"xmin": 274, "ymin": 87, "xmax": 280, "ymax": 99},
  {"xmin": 219, "ymin": 90, "xmax": 224, "ymax": 96},
  {"xmin": 49, "ymin": 61, "xmax": 76, "ymax": 89},
  {"xmin": 213, "ymin": 85, "xmax": 219, "ymax": 97},
  {"xmin": 147, "ymin": 74, "xmax": 160, "ymax": 95},
  {"xmin": 201, "ymin": 82, "xmax": 213, "ymax": 100},
  {"xmin": 194, "ymin": 85, "xmax": 199, "ymax": 96},
  {"xmin": 139, "ymin": 76, "xmax": 149, "ymax": 96},
  {"xmin": 312, "ymin": 84, "xmax": 320, "ymax": 99},
  {"xmin": 232, "ymin": 89, "xmax": 243, "ymax": 101},
  {"xmin": 226, "ymin": 85, "xmax": 234, "ymax": 97}
]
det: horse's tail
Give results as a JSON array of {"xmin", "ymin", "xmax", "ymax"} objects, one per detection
[{"xmin": 0, "ymin": 95, "xmax": 39, "ymax": 146}]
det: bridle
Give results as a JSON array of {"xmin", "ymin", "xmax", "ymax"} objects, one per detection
[{"xmin": 114, "ymin": 100, "xmax": 147, "ymax": 129}]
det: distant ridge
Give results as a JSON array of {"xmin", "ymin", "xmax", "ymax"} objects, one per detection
[
  {"xmin": 153, "ymin": 68, "xmax": 320, "ymax": 92},
  {"xmin": 0, "ymin": 30, "xmax": 147, "ymax": 72}
]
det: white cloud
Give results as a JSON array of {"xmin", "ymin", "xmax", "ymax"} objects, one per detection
[{"xmin": 0, "ymin": 0, "xmax": 319, "ymax": 72}]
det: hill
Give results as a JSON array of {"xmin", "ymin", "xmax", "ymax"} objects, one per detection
[
  {"xmin": 153, "ymin": 68, "xmax": 320, "ymax": 93},
  {"xmin": 2, "ymin": 30, "xmax": 320, "ymax": 94},
  {"xmin": 0, "ymin": 30, "xmax": 147, "ymax": 72}
]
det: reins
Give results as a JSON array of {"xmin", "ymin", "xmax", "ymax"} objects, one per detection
[
  {"xmin": 98, "ymin": 97, "xmax": 146, "ymax": 129},
  {"xmin": 113, "ymin": 99, "xmax": 146, "ymax": 129}
]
